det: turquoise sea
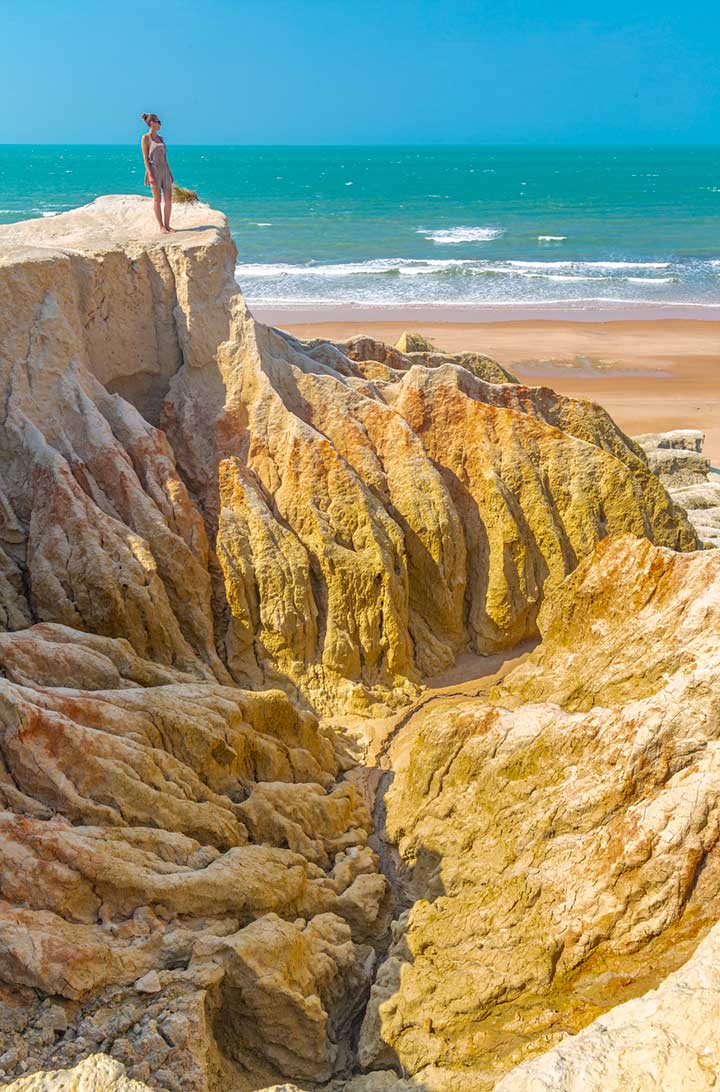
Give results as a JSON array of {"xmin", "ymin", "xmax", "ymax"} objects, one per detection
[{"xmin": 1, "ymin": 144, "xmax": 719, "ymax": 316}]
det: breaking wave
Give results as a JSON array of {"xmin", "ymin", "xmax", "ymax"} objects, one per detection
[
  {"xmin": 419, "ymin": 226, "xmax": 504, "ymax": 244},
  {"xmin": 235, "ymin": 255, "xmax": 716, "ymax": 309}
]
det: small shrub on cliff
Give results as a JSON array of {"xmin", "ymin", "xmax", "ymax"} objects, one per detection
[{"xmin": 172, "ymin": 185, "xmax": 199, "ymax": 204}]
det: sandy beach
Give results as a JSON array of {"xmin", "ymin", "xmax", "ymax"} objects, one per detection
[{"xmin": 276, "ymin": 317, "xmax": 720, "ymax": 464}]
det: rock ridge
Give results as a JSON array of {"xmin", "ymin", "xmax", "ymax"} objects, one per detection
[
  {"xmin": 0, "ymin": 196, "xmax": 698, "ymax": 714},
  {"xmin": 0, "ymin": 197, "xmax": 713, "ymax": 1092}
]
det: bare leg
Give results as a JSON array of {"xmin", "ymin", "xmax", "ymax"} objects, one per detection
[
  {"xmin": 163, "ymin": 189, "xmax": 175, "ymax": 232},
  {"xmin": 151, "ymin": 187, "xmax": 164, "ymax": 230}
]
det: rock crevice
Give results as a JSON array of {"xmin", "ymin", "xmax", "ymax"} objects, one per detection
[
  {"xmin": 0, "ymin": 195, "xmax": 697, "ymax": 715},
  {"xmin": 0, "ymin": 197, "xmax": 712, "ymax": 1092}
]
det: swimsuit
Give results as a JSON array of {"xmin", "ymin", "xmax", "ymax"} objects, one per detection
[{"xmin": 145, "ymin": 136, "xmax": 174, "ymax": 193}]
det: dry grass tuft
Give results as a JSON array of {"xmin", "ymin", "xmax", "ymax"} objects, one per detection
[{"xmin": 172, "ymin": 185, "xmax": 199, "ymax": 204}]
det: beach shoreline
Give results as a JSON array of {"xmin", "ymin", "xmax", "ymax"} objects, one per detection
[
  {"xmin": 251, "ymin": 303, "xmax": 720, "ymax": 325},
  {"xmin": 263, "ymin": 314, "xmax": 720, "ymax": 464}
]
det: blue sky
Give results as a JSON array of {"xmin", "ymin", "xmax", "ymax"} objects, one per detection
[{"xmin": 1, "ymin": 0, "xmax": 719, "ymax": 143}]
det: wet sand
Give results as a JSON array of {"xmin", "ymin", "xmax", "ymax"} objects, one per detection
[{"xmin": 277, "ymin": 318, "xmax": 720, "ymax": 463}]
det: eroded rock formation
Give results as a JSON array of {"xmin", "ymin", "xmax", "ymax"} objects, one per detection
[
  {"xmin": 0, "ymin": 197, "xmax": 713, "ymax": 1092},
  {"xmin": 636, "ymin": 428, "xmax": 720, "ymax": 547},
  {"xmin": 2, "ymin": 1056, "xmax": 153, "ymax": 1092},
  {"xmin": 0, "ymin": 196, "xmax": 696, "ymax": 716},
  {"xmin": 0, "ymin": 624, "xmax": 391, "ymax": 1087},
  {"xmin": 494, "ymin": 915, "xmax": 720, "ymax": 1091},
  {"xmin": 361, "ymin": 533, "xmax": 720, "ymax": 1088}
]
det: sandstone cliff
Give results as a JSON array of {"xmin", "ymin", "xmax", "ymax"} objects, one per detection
[
  {"xmin": 0, "ymin": 197, "xmax": 712, "ymax": 1092},
  {"xmin": 360, "ymin": 533, "xmax": 720, "ymax": 1088},
  {"xmin": 0, "ymin": 196, "xmax": 697, "ymax": 717}
]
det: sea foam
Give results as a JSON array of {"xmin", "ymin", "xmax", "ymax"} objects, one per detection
[
  {"xmin": 420, "ymin": 226, "xmax": 503, "ymax": 244},
  {"xmin": 235, "ymin": 257, "xmax": 680, "ymax": 283},
  {"xmin": 507, "ymin": 260, "xmax": 670, "ymax": 271},
  {"xmin": 236, "ymin": 258, "xmax": 472, "ymax": 278},
  {"xmin": 234, "ymin": 252, "xmax": 715, "ymax": 310}
]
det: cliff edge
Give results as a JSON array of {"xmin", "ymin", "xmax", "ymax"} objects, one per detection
[
  {"xmin": 0, "ymin": 196, "xmax": 697, "ymax": 715},
  {"xmin": 0, "ymin": 197, "xmax": 711, "ymax": 1092}
]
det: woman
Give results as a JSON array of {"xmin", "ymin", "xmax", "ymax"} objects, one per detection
[{"xmin": 141, "ymin": 113, "xmax": 174, "ymax": 233}]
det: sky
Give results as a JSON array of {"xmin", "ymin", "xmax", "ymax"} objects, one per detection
[{"xmin": 1, "ymin": 0, "xmax": 719, "ymax": 144}]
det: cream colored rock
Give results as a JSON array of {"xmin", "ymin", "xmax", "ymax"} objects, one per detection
[
  {"xmin": 635, "ymin": 429, "xmax": 719, "ymax": 547},
  {"xmin": 0, "ymin": 1055, "xmax": 153, "ymax": 1092},
  {"xmin": 672, "ymin": 481, "xmax": 720, "ymax": 509},
  {"xmin": 0, "ymin": 197, "xmax": 232, "ymax": 681},
  {"xmin": 0, "ymin": 200, "xmax": 394, "ymax": 1089},
  {"xmin": 0, "ymin": 199, "xmax": 710, "ymax": 1091},
  {"xmin": 495, "ymin": 917, "xmax": 720, "ymax": 1091},
  {"xmin": 644, "ymin": 445, "xmax": 710, "ymax": 487},
  {"xmin": 0, "ymin": 630, "xmax": 388, "ymax": 1087},
  {"xmin": 634, "ymin": 427, "xmax": 705, "ymax": 453}
]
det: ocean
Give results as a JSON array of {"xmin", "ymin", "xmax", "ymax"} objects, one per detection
[{"xmin": 1, "ymin": 144, "xmax": 719, "ymax": 317}]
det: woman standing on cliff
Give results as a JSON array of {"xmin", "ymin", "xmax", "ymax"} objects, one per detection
[{"xmin": 141, "ymin": 113, "xmax": 174, "ymax": 233}]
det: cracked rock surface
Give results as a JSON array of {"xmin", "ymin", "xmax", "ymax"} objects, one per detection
[
  {"xmin": 0, "ymin": 196, "xmax": 696, "ymax": 716},
  {"xmin": 0, "ymin": 197, "xmax": 712, "ymax": 1092},
  {"xmin": 361, "ymin": 534, "xmax": 720, "ymax": 1088},
  {"xmin": 635, "ymin": 428, "xmax": 720, "ymax": 547}
]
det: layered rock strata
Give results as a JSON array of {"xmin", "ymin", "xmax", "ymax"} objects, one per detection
[
  {"xmin": 0, "ymin": 198, "xmax": 711, "ymax": 1092},
  {"xmin": 0, "ymin": 197, "xmax": 696, "ymax": 716},
  {"xmin": 635, "ymin": 427, "xmax": 710, "ymax": 487},
  {"xmin": 636, "ymin": 428, "xmax": 720, "ymax": 547},
  {"xmin": 0, "ymin": 200, "xmax": 394, "ymax": 1088},
  {"xmin": 0, "ymin": 624, "xmax": 391, "ymax": 1088}
]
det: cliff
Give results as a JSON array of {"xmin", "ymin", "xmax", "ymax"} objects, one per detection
[
  {"xmin": 0, "ymin": 196, "xmax": 697, "ymax": 715},
  {"xmin": 0, "ymin": 197, "xmax": 713, "ymax": 1092}
]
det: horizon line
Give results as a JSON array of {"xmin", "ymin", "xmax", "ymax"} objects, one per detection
[{"xmin": 1, "ymin": 140, "xmax": 720, "ymax": 149}]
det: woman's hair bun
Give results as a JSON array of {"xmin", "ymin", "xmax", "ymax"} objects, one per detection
[{"xmin": 141, "ymin": 113, "xmax": 157, "ymax": 124}]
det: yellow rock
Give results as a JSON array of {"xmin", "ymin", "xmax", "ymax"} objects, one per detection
[
  {"xmin": 0, "ymin": 197, "xmax": 696, "ymax": 714},
  {"xmin": 496, "ymin": 915, "xmax": 720, "ymax": 1090},
  {"xmin": 395, "ymin": 331, "xmax": 436, "ymax": 353},
  {"xmin": 207, "ymin": 321, "xmax": 695, "ymax": 712},
  {"xmin": 361, "ymin": 535, "xmax": 720, "ymax": 1087},
  {"xmin": 0, "ymin": 200, "xmax": 711, "ymax": 1092}
]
